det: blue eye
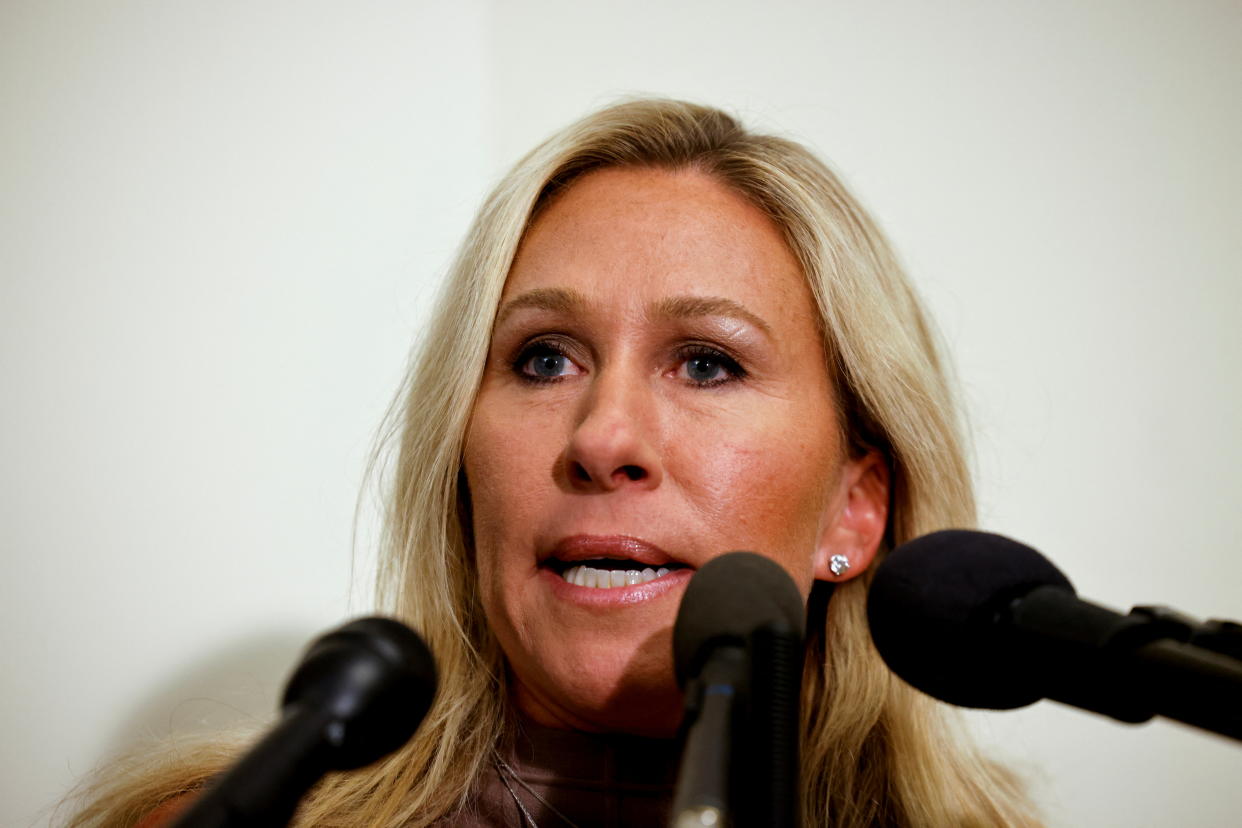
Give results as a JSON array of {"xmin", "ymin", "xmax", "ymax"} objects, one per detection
[
  {"xmin": 514, "ymin": 340, "xmax": 579, "ymax": 382},
  {"xmin": 528, "ymin": 353, "xmax": 568, "ymax": 378},
  {"xmin": 686, "ymin": 355, "xmax": 723, "ymax": 382},
  {"xmin": 678, "ymin": 345, "xmax": 745, "ymax": 387}
]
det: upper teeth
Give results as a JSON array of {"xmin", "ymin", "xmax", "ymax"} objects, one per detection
[{"xmin": 562, "ymin": 565, "xmax": 671, "ymax": 588}]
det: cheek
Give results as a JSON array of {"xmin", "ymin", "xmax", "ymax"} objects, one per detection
[
  {"xmin": 670, "ymin": 408, "xmax": 839, "ymax": 584},
  {"xmin": 462, "ymin": 398, "xmax": 560, "ymax": 579}
]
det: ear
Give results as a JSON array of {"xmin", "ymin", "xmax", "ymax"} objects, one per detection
[{"xmin": 812, "ymin": 451, "xmax": 890, "ymax": 583}]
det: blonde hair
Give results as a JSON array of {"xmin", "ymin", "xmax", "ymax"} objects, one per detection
[{"xmin": 68, "ymin": 99, "xmax": 1038, "ymax": 827}]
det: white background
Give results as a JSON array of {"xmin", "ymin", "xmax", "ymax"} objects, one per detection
[{"xmin": 3, "ymin": 2, "xmax": 1239, "ymax": 825}]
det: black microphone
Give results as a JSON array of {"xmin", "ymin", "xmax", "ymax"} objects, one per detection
[
  {"xmin": 173, "ymin": 616, "xmax": 437, "ymax": 827},
  {"xmin": 867, "ymin": 530, "xmax": 1242, "ymax": 741},
  {"xmin": 671, "ymin": 552, "xmax": 805, "ymax": 828}
]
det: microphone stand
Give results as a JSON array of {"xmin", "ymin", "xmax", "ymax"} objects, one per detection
[
  {"xmin": 171, "ymin": 617, "xmax": 436, "ymax": 828},
  {"xmin": 671, "ymin": 646, "xmax": 747, "ymax": 828},
  {"xmin": 670, "ymin": 620, "xmax": 803, "ymax": 828},
  {"xmin": 171, "ymin": 704, "xmax": 338, "ymax": 828},
  {"xmin": 1012, "ymin": 591, "xmax": 1242, "ymax": 741}
]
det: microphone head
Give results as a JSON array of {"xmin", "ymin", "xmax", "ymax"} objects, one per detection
[
  {"xmin": 281, "ymin": 616, "xmax": 437, "ymax": 770},
  {"xmin": 867, "ymin": 530, "xmax": 1074, "ymax": 709},
  {"xmin": 673, "ymin": 552, "xmax": 805, "ymax": 688}
]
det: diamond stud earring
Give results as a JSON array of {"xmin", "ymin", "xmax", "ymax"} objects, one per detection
[{"xmin": 829, "ymin": 553, "xmax": 851, "ymax": 577}]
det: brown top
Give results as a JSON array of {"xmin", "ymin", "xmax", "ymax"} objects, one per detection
[
  {"xmin": 440, "ymin": 719, "xmax": 680, "ymax": 827},
  {"xmin": 134, "ymin": 719, "xmax": 680, "ymax": 827}
]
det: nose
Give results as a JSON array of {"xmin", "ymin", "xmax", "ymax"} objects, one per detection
[{"xmin": 563, "ymin": 373, "xmax": 664, "ymax": 492}]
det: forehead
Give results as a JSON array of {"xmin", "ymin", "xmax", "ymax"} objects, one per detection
[{"xmin": 504, "ymin": 166, "xmax": 815, "ymax": 326}]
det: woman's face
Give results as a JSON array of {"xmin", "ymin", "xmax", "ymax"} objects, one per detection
[{"xmin": 464, "ymin": 167, "xmax": 887, "ymax": 736}]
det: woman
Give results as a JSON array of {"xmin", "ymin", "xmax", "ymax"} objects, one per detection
[{"xmin": 72, "ymin": 99, "xmax": 1038, "ymax": 827}]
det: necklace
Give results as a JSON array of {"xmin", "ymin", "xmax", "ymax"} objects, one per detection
[{"xmin": 493, "ymin": 754, "xmax": 583, "ymax": 828}]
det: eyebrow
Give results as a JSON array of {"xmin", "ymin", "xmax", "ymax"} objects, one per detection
[
  {"xmin": 494, "ymin": 287, "xmax": 772, "ymax": 336},
  {"xmin": 652, "ymin": 295, "xmax": 772, "ymax": 336},
  {"xmin": 495, "ymin": 287, "xmax": 586, "ymax": 327}
]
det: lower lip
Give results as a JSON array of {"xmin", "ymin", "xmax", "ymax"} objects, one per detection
[{"xmin": 539, "ymin": 566, "xmax": 694, "ymax": 607}]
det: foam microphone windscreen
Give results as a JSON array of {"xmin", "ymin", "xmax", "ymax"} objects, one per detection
[
  {"xmin": 866, "ymin": 529, "xmax": 1074, "ymax": 709},
  {"xmin": 673, "ymin": 551, "xmax": 805, "ymax": 687}
]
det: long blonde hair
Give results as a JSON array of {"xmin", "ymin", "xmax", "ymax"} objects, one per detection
[{"xmin": 69, "ymin": 99, "xmax": 1038, "ymax": 827}]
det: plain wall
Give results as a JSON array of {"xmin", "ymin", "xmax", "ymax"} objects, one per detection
[{"xmin": 3, "ymin": 1, "xmax": 1239, "ymax": 825}]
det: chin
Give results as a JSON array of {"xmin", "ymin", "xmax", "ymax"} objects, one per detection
[
  {"xmin": 589, "ymin": 677, "xmax": 685, "ymax": 737},
  {"xmin": 533, "ymin": 681, "xmax": 685, "ymax": 738},
  {"xmin": 514, "ymin": 636, "xmax": 687, "ymax": 738}
]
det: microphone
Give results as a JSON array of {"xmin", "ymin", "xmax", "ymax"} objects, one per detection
[
  {"xmin": 671, "ymin": 552, "xmax": 805, "ymax": 828},
  {"xmin": 867, "ymin": 530, "xmax": 1242, "ymax": 741},
  {"xmin": 173, "ymin": 616, "xmax": 437, "ymax": 827}
]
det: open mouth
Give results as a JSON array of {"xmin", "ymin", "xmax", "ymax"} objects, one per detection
[
  {"xmin": 541, "ymin": 535, "xmax": 690, "ymax": 590},
  {"xmin": 546, "ymin": 558, "xmax": 690, "ymax": 589}
]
